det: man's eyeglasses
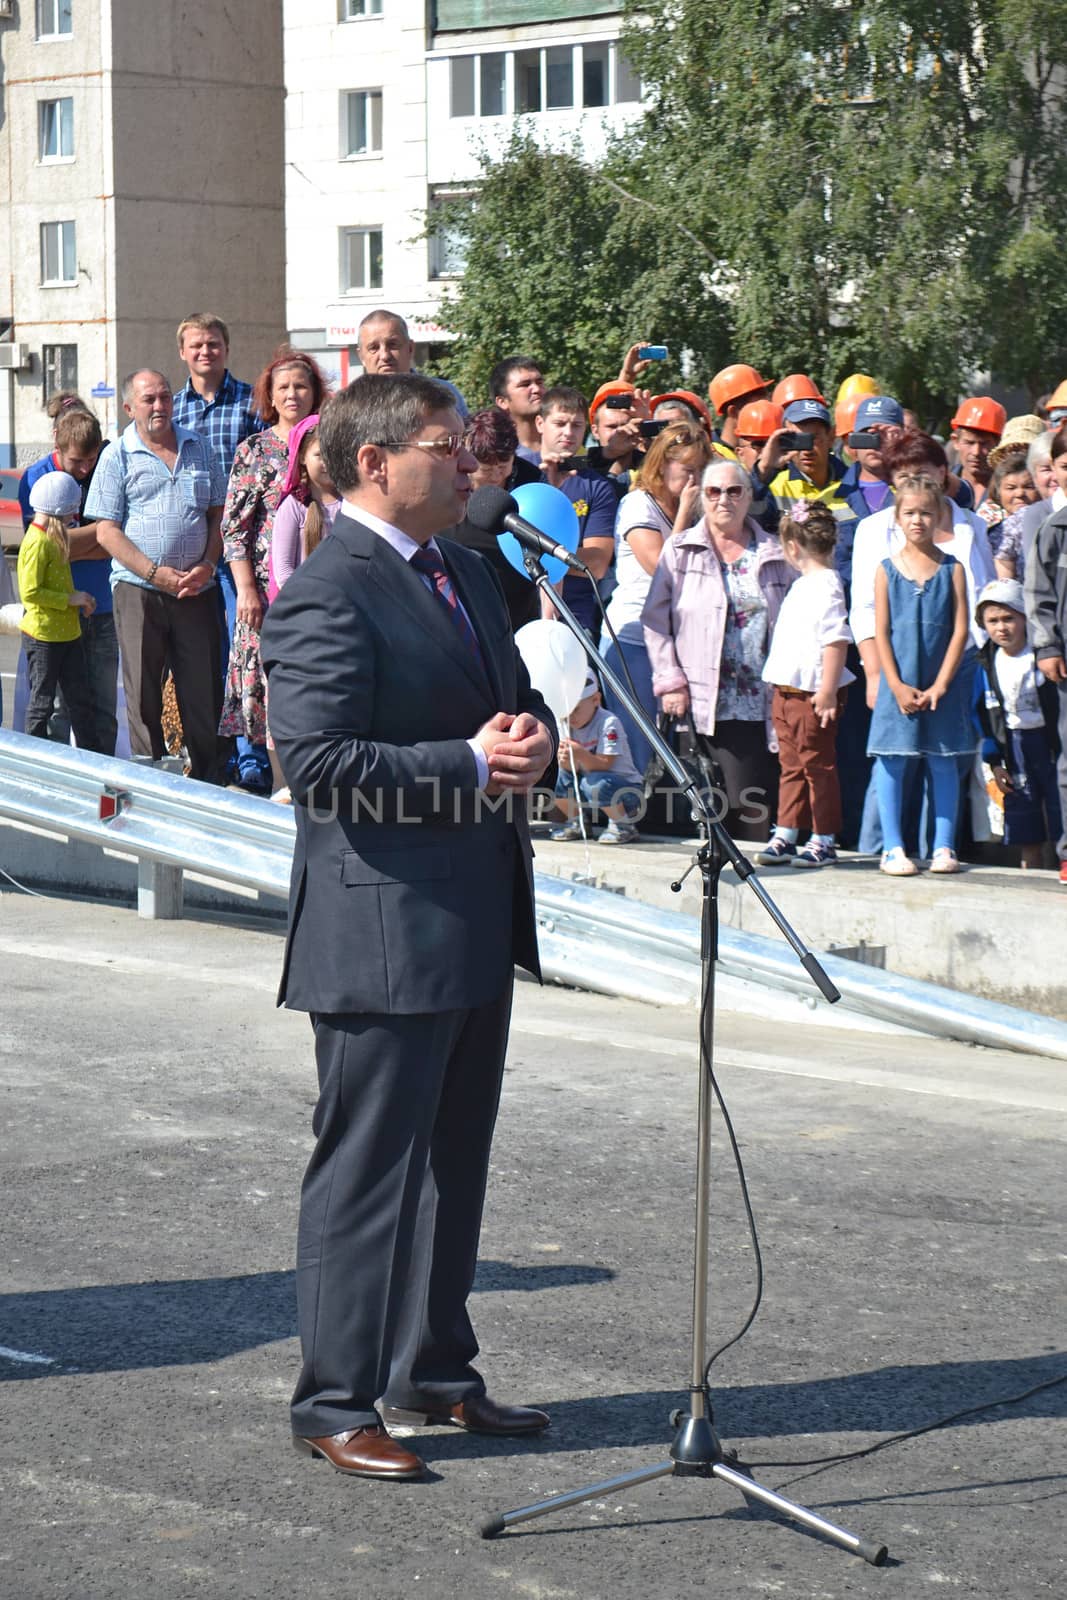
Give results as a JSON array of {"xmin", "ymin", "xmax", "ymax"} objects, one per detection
[
  {"xmin": 704, "ymin": 484, "xmax": 746, "ymax": 501},
  {"xmin": 377, "ymin": 434, "xmax": 465, "ymax": 457}
]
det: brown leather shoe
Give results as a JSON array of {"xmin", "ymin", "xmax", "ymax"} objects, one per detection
[
  {"xmin": 383, "ymin": 1393, "xmax": 549, "ymax": 1436},
  {"xmin": 293, "ymin": 1424, "xmax": 426, "ymax": 1479}
]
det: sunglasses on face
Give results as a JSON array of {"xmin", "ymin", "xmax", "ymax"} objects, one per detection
[
  {"xmin": 378, "ymin": 434, "xmax": 465, "ymax": 457},
  {"xmin": 704, "ymin": 484, "xmax": 746, "ymax": 501}
]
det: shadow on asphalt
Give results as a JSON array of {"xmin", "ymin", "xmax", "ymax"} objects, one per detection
[
  {"xmin": 0, "ymin": 1260, "xmax": 615, "ymax": 1378},
  {"xmin": 2, "ymin": 1271, "xmax": 1063, "ymax": 1469}
]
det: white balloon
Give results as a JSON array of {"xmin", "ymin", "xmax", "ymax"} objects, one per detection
[{"xmin": 515, "ymin": 620, "xmax": 589, "ymax": 725}]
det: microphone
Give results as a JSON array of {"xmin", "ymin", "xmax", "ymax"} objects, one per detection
[{"xmin": 466, "ymin": 486, "xmax": 589, "ymax": 574}]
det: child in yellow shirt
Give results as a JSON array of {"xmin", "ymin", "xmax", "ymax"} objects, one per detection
[{"xmin": 18, "ymin": 471, "xmax": 102, "ymax": 750}]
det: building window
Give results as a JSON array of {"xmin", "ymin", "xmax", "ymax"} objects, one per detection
[
  {"xmin": 36, "ymin": 0, "xmax": 72, "ymax": 37},
  {"xmin": 450, "ymin": 56, "xmax": 475, "ymax": 117},
  {"xmin": 340, "ymin": 227, "xmax": 383, "ymax": 292},
  {"xmin": 615, "ymin": 45, "xmax": 641, "ymax": 104},
  {"xmin": 342, "ymin": 89, "xmax": 383, "ymax": 156},
  {"xmin": 480, "ymin": 53, "xmax": 505, "ymax": 117},
  {"xmin": 40, "ymin": 221, "xmax": 77, "ymax": 286},
  {"xmin": 38, "ymin": 97, "xmax": 74, "ymax": 162},
  {"xmin": 341, "ymin": 0, "xmax": 382, "ymax": 16},
  {"xmin": 546, "ymin": 46, "xmax": 573, "ymax": 111},
  {"xmin": 429, "ymin": 192, "xmax": 472, "ymax": 280},
  {"xmin": 448, "ymin": 44, "xmax": 640, "ymax": 119},
  {"xmin": 43, "ymin": 343, "xmax": 78, "ymax": 401},
  {"xmin": 582, "ymin": 44, "xmax": 609, "ymax": 108},
  {"xmin": 515, "ymin": 49, "xmax": 541, "ymax": 114}
]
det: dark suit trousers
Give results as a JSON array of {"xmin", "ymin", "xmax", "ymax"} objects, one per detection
[
  {"xmin": 112, "ymin": 583, "xmax": 224, "ymax": 782},
  {"xmin": 290, "ymin": 978, "xmax": 514, "ymax": 1439}
]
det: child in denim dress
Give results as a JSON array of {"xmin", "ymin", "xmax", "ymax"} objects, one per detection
[{"xmin": 868, "ymin": 473, "xmax": 972, "ymax": 875}]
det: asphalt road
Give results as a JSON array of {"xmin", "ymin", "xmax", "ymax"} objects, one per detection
[{"xmin": 1, "ymin": 890, "xmax": 1064, "ymax": 1600}]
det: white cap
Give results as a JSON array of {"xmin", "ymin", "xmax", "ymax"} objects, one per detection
[
  {"xmin": 582, "ymin": 668, "xmax": 599, "ymax": 698},
  {"xmin": 28, "ymin": 470, "xmax": 81, "ymax": 518},
  {"xmin": 975, "ymin": 578, "xmax": 1026, "ymax": 625}
]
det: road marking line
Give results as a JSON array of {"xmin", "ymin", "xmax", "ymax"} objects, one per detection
[
  {"xmin": 0, "ymin": 1344, "xmax": 55, "ymax": 1364},
  {"xmin": 511, "ymin": 1021, "xmax": 1067, "ymax": 1113}
]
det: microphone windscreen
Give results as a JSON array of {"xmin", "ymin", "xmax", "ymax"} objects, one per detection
[{"xmin": 466, "ymin": 485, "xmax": 518, "ymax": 535}]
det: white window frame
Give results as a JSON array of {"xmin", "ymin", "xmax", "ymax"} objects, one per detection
[
  {"xmin": 341, "ymin": 89, "xmax": 383, "ymax": 159},
  {"xmin": 339, "ymin": 226, "xmax": 383, "ymax": 294},
  {"xmin": 340, "ymin": 0, "xmax": 383, "ymax": 19},
  {"xmin": 40, "ymin": 220, "xmax": 77, "ymax": 286},
  {"xmin": 43, "ymin": 343, "xmax": 78, "ymax": 401},
  {"xmin": 38, "ymin": 96, "xmax": 75, "ymax": 163},
  {"xmin": 36, "ymin": 0, "xmax": 72, "ymax": 39},
  {"xmin": 446, "ymin": 42, "xmax": 640, "ymax": 121},
  {"xmin": 428, "ymin": 191, "xmax": 473, "ymax": 281}
]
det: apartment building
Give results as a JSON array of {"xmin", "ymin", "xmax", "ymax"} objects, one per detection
[
  {"xmin": 285, "ymin": 0, "xmax": 642, "ymax": 383},
  {"xmin": 0, "ymin": 0, "xmax": 285, "ymax": 466}
]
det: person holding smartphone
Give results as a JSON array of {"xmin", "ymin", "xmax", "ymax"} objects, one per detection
[{"xmin": 587, "ymin": 382, "xmax": 646, "ymax": 495}]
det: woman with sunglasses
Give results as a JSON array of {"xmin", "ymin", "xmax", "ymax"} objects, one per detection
[
  {"xmin": 641, "ymin": 456, "xmax": 794, "ymax": 839},
  {"xmin": 441, "ymin": 408, "xmax": 541, "ymax": 633}
]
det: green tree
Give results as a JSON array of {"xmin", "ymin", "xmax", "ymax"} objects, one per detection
[
  {"xmin": 620, "ymin": 0, "xmax": 1067, "ymax": 411},
  {"xmin": 429, "ymin": 131, "xmax": 733, "ymax": 406}
]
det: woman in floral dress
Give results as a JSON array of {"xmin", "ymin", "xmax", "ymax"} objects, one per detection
[
  {"xmin": 219, "ymin": 348, "xmax": 329, "ymax": 787},
  {"xmin": 641, "ymin": 456, "xmax": 794, "ymax": 839}
]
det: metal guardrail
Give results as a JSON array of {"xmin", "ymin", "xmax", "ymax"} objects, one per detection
[
  {"xmin": 2, "ymin": 728, "xmax": 1066, "ymax": 1061},
  {"xmin": 0, "ymin": 729, "xmax": 293, "ymax": 916}
]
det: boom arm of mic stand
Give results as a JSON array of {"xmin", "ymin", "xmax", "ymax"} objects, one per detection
[{"xmin": 522, "ymin": 551, "xmax": 840, "ymax": 1006}]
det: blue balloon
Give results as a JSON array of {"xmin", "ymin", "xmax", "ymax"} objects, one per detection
[{"xmin": 498, "ymin": 481, "xmax": 582, "ymax": 585}]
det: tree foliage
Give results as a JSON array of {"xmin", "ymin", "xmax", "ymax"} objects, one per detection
[
  {"xmin": 432, "ymin": 4, "xmax": 1067, "ymax": 414},
  {"xmin": 619, "ymin": 0, "xmax": 1067, "ymax": 410},
  {"xmin": 430, "ymin": 132, "xmax": 733, "ymax": 406}
]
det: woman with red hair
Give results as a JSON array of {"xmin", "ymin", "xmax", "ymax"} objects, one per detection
[{"xmin": 220, "ymin": 347, "xmax": 329, "ymax": 790}]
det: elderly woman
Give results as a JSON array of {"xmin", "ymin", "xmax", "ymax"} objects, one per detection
[
  {"xmin": 642, "ymin": 455, "xmax": 793, "ymax": 839},
  {"xmin": 442, "ymin": 407, "xmax": 540, "ymax": 633},
  {"xmin": 994, "ymin": 429, "xmax": 1062, "ymax": 580},
  {"xmin": 219, "ymin": 346, "xmax": 329, "ymax": 790}
]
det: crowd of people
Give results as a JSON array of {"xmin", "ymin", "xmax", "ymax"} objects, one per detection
[{"xmin": 5, "ymin": 312, "xmax": 1066, "ymax": 881}]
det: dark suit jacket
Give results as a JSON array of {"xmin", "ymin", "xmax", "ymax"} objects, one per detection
[{"xmin": 260, "ymin": 508, "xmax": 557, "ymax": 1017}]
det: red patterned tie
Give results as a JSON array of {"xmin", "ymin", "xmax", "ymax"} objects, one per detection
[{"xmin": 409, "ymin": 545, "xmax": 486, "ymax": 670}]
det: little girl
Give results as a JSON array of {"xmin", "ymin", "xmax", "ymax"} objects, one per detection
[
  {"xmin": 267, "ymin": 414, "xmax": 340, "ymax": 604},
  {"xmin": 868, "ymin": 473, "xmax": 971, "ymax": 876},
  {"xmin": 263, "ymin": 415, "xmax": 339, "ymax": 801},
  {"xmin": 17, "ymin": 471, "xmax": 102, "ymax": 751},
  {"xmin": 757, "ymin": 501, "xmax": 854, "ymax": 867}
]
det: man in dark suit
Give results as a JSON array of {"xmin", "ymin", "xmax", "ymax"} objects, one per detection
[{"xmin": 261, "ymin": 374, "xmax": 557, "ymax": 1481}]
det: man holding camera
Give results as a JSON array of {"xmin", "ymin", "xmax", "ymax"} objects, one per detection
[{"xmin": 586, "ymin": 382, "xmax": 646, "ymax": 495}]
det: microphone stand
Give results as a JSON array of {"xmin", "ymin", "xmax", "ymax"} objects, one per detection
[{"xmin": 482, "ymin": 552, "xmax": 888, "ymax": 1567}]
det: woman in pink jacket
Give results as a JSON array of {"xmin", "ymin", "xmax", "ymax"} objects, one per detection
[{"xmin": 641, "ymin": 456, "xmax": 794, "ymax": 839}]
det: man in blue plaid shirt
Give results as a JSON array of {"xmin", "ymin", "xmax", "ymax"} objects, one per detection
[
  {"xmin": 172, "ymin": 313, "xmax": 258, "ymax": 476},
  {"xmin": 172, "ymin": 312, "xmax": 265, "ymax": 787}
]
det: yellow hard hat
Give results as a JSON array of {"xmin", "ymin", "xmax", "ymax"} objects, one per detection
[
  {"xmin": 835, "ymin": 373, "xmax": 881, "ymax": 406},
  {"xmin": 1046, "ymin": 378, "xmax": 1067, "ymax": 411}
]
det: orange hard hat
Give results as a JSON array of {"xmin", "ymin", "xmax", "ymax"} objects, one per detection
[
  {"xmin": 1045, "ymin": 378, "xmax": 1067, "ymax": 411},
  {"xmin": 834, "ymin": 395, "xmax": 863, "ymax": 438},
  {"xmin": 835, "ymin": 372, "xmax": 880, "ymax": 407},
  {"xmin": 772, "ymin": 373, "xmax": 827, "ymax": 408},
  {"xmin": 708, "ymin": 363, "xmax": 769, "ymax": 415},
  {"xmin": 736, "ymin": 398, "xmax": 784, "ymax": 441},
  {"xmin": 650, "ymin": 389, "xmax": 713, "ymax": 432},
  {"xmin": 950, "ymin": 396, "xmax": 1006, "ymax": 437},
  {"xmin": 589, "ymin": 380, "xmax": 636, "ymax": 423}
]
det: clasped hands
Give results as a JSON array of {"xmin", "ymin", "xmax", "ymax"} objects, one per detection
[
  {"xmin": 150, "ymin": 563, "xmax": 215, "ymax": 600},
  {"xmin": 475, "ymin": 711, "xmax": 555, "ymax": 796},
  {"xmin": 893, "ymin": 680, "xmax": 946, "ymax": 715}
]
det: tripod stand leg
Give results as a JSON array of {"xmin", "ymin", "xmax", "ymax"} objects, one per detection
[
  {"xmin": 481, "ymin": 1460, "xmax": 675, "ymax": 1539},
  {"xmin": 712, "ymin": 1461, "xmax": 888, "ymax": 1565}
]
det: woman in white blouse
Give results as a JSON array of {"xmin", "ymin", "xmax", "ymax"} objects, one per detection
[{"xmin": 601, "ymin": 421, "xmax": 713, "ymax": 775}]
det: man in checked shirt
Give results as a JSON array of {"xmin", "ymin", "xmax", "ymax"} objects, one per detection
[{"xmin": 85, "ymin": 370, "xmax": 230, "ymax": 783}]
